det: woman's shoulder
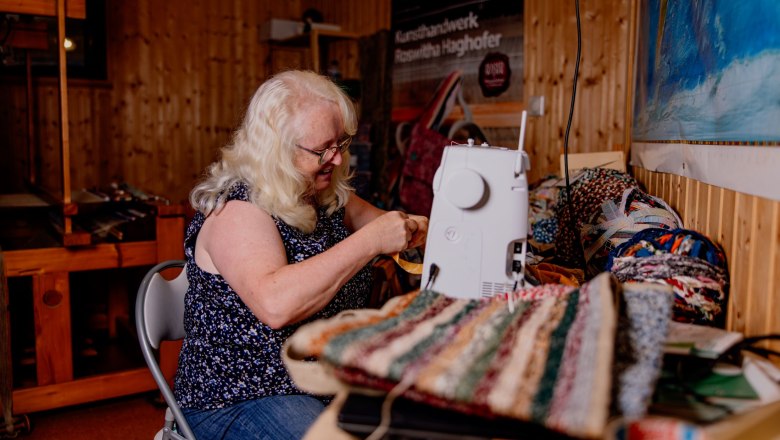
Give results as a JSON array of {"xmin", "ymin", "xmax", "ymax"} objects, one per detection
[{"xmin": 225, "ymin": 181, "xmax": 251, "ymax": 202}]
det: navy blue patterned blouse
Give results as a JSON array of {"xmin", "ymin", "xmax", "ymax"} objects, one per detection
[{"xmin": 174, "ymin": 182, "xmax": 372, "ymax": 409}]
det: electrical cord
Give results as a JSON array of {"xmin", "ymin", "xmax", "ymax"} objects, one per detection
[{"xmin": 563, "ymin": 0, "xmax": 584, "ymax": 272}]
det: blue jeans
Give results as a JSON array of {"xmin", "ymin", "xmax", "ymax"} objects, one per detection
[{"xmin": 182, "ymin": 395, "xmax": 326, "ymax": 439}]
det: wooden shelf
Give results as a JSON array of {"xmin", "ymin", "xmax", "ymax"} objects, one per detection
[
  {"xmin": 272, "ymin": 28, "xmax": 358, "ymax": 74},
  {"xmin": 0, "ymin": 0, "xmax": 85, "ymax": 19}
]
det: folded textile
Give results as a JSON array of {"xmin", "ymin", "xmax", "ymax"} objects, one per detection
[
  {"xmin": 288, "ymin": 274, "xmax": 620, "ymax": 438},
  {"xmin": 554, "ymin": 168, "xmax": 638, "ymax": 269},
  {"xmin": 609, "ymin": 253, "xmax": 727, "ymax": 325},
  {"xmin": 581, "ymin": 187, "xmax": 682, "ymax": 277},
  {"xmin": 606, "ymin": 228, "xmax": 727, "ymax": 271},
  {"xmin": 606, "ymin": 228, "xmax": 729, "ymax": 325}
]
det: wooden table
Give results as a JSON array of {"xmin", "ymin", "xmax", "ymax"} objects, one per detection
[{"xmin": 1, "ymin": 204, "xmax": 185, "ymax": 415}]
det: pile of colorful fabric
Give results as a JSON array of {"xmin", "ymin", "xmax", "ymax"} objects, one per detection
[
  {"xmin": 605, "ymin": 228, "xmax": 729, "ymax": 325},
  {"xmin": 284, "ymin": 273, "xmax": 674, "ymax": 438},
  {"xmin": 553, "ymin": 168, "xmax": 638, "ymax": 269},
  {"xmin": 580, "ymin": 187, "xmax": 682, "ymax": 277},
  {"xmin": 528, "ymin": 175, "xmax": 563, "ymax": 245},
  {"xmin": 522, "ymin": 166, "xmax": 728, "ymax": 327}
]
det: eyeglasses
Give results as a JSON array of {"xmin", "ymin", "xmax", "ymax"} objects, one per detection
[{"xmin": 296, "ymin": 135, "xmax": 352, "ymax": 165}]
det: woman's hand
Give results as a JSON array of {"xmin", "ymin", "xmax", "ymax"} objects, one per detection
[
  {"xmin": 407, "ymin": 214, "xmax": 429, "ymax": 249},
  {"xmin": 361, "ymin": 211, "xmax": 419, "ymax": 255}
]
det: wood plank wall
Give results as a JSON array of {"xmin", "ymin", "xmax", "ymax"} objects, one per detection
[
  {"xmin": 1, "ymin": 0, "xmax": 628, "ymax": 201},
  {"xmin": 633, "ymin": 167, "xmax": 780, "ymax": 355},
  {"xmin": 0, "ymin": 0, "xmax": 389, "ymax": 203},
  {"xmin": 511, "ymin": 0, "xmax": 631, "ymax": 184}
]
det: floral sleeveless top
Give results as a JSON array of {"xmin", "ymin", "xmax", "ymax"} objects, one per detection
[{"xmin": 174, "ymin": 182, "xmax": 372, "ymax": 409}]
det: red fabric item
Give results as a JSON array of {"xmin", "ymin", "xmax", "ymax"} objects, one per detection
[{"xmin": 398, "ymin": 123, "xmax": 451, "ymax": 216}]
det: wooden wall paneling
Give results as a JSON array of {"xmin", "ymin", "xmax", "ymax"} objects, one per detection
[
  {"xmin": 206, "ymin": 0, "xmax": 224, "ymax": 169},
  {"xmin": 709, "ymin": 186, "xmax": 724, "ymax": 246},
  {"xmin": 104, "ymin": 2, "xmax": 130, "ymax": 190},
  {"xmin": 0, "ymin": 83, "xmax": 28, "ymax": 192},
  {"xmin": 749, "ymin": 198, "xmax": 778, "ymax": 343},
  {"xmin": 521, "ymin": 0, "xmax": 631, "ymax": 182},
  {"xmin": 581, "ymin": 3, "xmax": 601, "ymax": 153},
  {"xmin": 698, "ymin": 181, "xmax": 714, "ymax": 239},
  {"xmin": 235, "ymin": 0, "xmax": 261, "ymax": 105},
  {"xmin": 114, "ymin": 0, "xmax": 148, "ymax": 193},
  {"xmin": 728, "ymin": 193, "xmax": 752, "ymax": 334},
  {"xmin": 525, "ymin": 0, "xmax": 556, "ymax": 181},
  {"xmin": 636, "ymin": 166, "xmax": 646, "ymax": 190},
  {"xmin": 719, "ymin": 188, "xmax": 738, "ymax": 327},
  {"xmin": 192, "ymin": 1, "xmax": 213, "ymax": 185},
  {"xmin": 673, "ymin": 174, "xmax": 685, "ymax": 218},
  {"xmin": 663, "ymin": 173, "xmax": 674, "ymax": 214},
  {"xmin": 183, "ymin": 0, "xmax": 202, "ymax": 188},
  {"xmin": 678, "ymin": 176, "xmax": 692, "ymax": 229},
  {"xmin": 153, "ymin": 1, "xmax": 173, "ymax": 193},
  {"xmin": 68, "ymin": 87, "xmax": 111, "ymax": 190},
  {"xmin": 35, "ymin": 85, "xmax": 63, "ymax": 198},
  {"xmin": 304, "ymin": 0, "xmax": 391, "ymax": 34},
  {"xmin": 685, "ymin": 179, "xmax": 700, "ymax": 233}
]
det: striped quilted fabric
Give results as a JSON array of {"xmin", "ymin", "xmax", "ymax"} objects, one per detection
[{"xmin": 316, "ymin": 273, "xmax": 618, "ymax": 438}]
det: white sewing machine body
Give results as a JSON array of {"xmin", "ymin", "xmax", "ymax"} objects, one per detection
[{"xmin": 422, "ymin": 140, "xmax": 530, "ymax": 299}]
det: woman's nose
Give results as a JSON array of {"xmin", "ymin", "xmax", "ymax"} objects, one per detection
[{"xmin": 328, "ymin": 148, "xmax": 344, "ymax": 166}]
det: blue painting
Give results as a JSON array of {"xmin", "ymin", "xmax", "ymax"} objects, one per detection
[{"xmin": 633, "ymin": 0, "xmax": 780, "ymax": 143}]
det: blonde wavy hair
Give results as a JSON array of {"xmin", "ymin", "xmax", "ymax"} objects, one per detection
[{"xmin": 190, "ymin": 70, "xmax": 356, "ymax": 233}]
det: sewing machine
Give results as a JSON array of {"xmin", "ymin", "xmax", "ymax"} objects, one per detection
[{"xmin": 422, "ymin": 114, "xmax": 530, "ymax": 299}]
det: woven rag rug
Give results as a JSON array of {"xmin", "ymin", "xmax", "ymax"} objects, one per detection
[{"xmin": 285, "ymin": 273, "xmax": 632, "ymax": 438}]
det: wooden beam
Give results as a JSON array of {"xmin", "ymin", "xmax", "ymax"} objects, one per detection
[
  {"xmin": 392, "ymin": 102, "xmax": 526, "ymax": 128},
  {"xmin": 12, "ymin": 368, "xmax": 157, "ymax": 414},
  {"xmin": 0, "ymin": 0, "xmax": 86, "ymax": 19},
  {"xmin": 3, "ymin": 242, "xmax": 159, "ymax": 277}
]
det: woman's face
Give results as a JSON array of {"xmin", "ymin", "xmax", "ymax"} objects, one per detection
[{"xmin": 293, "ymin": 100, "xmax": 346, "ymax": 193}]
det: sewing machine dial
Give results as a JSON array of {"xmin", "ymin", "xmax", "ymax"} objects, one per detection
[{"xmin": 444, "ymin": 169, "xmax": 485, "ymax": 209}]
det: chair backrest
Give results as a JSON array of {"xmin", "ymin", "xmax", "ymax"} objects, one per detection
[{"xmin": 136, "ymin": 260, "xmax": 196, "ymax": 440}]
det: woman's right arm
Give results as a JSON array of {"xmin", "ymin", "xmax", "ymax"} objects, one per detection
[{"xmin": 195, "ymin": 200, "xmax": 414, "ymax": 328}]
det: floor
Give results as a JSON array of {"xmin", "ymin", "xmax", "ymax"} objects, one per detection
[{"xmin": 11, "ymin": 392, "xmax": 166, "ymax": 440}]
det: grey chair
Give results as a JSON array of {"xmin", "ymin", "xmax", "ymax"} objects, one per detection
[{"xmin": 135, "ymin": 260, "xmax": 196, "ymax": 440}]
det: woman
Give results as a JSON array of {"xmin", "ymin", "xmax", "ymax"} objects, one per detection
[{"xmin": 174, "ymin": 70, "xmax": 428, "ymax": 439}]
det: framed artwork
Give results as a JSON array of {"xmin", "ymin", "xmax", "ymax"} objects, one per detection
[{"xmin": 631, "ymin": 0, "xmax": 780, "ymax": 200}]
